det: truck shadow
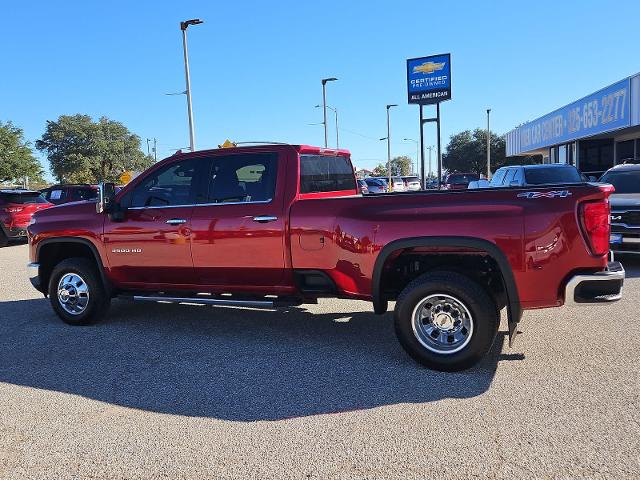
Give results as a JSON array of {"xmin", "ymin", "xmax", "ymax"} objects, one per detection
[{"xmin": 0, "ymin": 297, "xmax": 518, "ymax": 421}]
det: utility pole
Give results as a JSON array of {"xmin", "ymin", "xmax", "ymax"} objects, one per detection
[
  {"xmin": 146, "ymin": 138, "xmax": 151, "ymax": 156},
  {"xmin": 486, "ymin": 108, "xmax": 491, "ymax": 179},
  {"xmin": 180, "ymin": 18, "xmax": 203, "ymax": 152},
  {"xmin": 426, "ymin": 145, "xmax": 435, "ymax": 179},
  {"xmin": 321, "ymin": 78, "xmax": 338, "ymax": 148},
  {"xmin": 153, "ymin": 138, "xmax": 157, "ymax": 162},
  {"xmin": 385, "ymin": 104, "xmax": 398, "ymax": 190},
  {"xmin": 403, "ymin": 138, "xmax": 419, "ymax": 175}
]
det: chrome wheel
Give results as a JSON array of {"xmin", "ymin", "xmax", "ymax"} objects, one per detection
[
  {"xmin": 411, "ymin": 293, "xmax": 474, "ymax": 354},
  {"xmin": 57, "ymin": 273, "xmax": 90, "ymax": 315}
]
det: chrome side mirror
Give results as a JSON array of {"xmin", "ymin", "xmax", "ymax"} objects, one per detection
[{"xmin": 96, "ymin": 182, "xmax": 116, "ymax": 213}]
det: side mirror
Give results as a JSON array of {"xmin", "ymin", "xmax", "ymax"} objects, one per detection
[{"xmin": 96, "ymin": 182, "xmax": 116, "ymax": 213}]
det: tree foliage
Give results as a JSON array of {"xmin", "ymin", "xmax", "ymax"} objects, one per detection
[
  {"xmin": 0, "ymin": 121, "xmax": 43, "ymax": 184},
  {"xmin": 36, "ymin": 114, "xmax": 153, "ymax": 183},
  {"xmin": 372, "ymin": 155, "xmax": 413, "ymax": 177},
  {"xmin": 443, "ymin": 128, "xmax": 541, "ymax": 175}
]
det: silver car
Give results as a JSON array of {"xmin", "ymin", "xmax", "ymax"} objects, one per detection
[{"xmin": 402, "ymin": 176, "xmax": 421, "ymax": 191}]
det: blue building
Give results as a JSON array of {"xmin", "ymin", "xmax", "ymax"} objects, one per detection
[{"xmin": 506, "ymin": 73, "xmax": 640, "ymax": 177}]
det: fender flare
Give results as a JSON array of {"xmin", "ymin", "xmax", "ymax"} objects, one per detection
[
  {"xmin": 372, "ymin": 236, "xmax": 522, "ymax": 343},
  {"xmin": 36, "ymin": 237, "xmax": 112, "ymax": 296}
]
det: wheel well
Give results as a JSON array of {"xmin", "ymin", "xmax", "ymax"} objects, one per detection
[
  {"xmin": 38, "ymin": 241, "xmax": 100, "ymax": 293},
  {"xmin": 379, "ymin": 249, "xmax": 507, "ymax": 310}
]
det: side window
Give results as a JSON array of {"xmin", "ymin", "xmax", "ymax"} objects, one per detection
[
  {"xmin": 207, "ymin": 153, "xmax": 277, "ymax": 203},
  {"xmin": 490, "ymin": 168, "xmax": 507, "ymax": 186},
  {"xmin": 73, "ymin": 188, "xmax": 98, "ymax": 201},
  {"xmin": 299, "ymin": 155, "xmax": 356, "ymax": 193},
  {"xmin": 128, "ymin": 158, "xmax": 209, "ymax": 208},
  {"xmin": 503, "ymin": 168, "xmax": 517, "ymax": 186}
]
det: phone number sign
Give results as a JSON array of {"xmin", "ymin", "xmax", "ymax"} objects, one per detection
[{"xmin": 518, "ymin": 78, "xmax": 630, "ymax": 151}]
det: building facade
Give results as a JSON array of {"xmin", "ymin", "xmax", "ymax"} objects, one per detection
[{"xmin": 506, "ymin": 73, "xmax": 640, "ymax": 177}]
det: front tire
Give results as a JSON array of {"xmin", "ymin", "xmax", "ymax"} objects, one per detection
[
  {"xmin": 394, "ymin": 271, "xmax": 499, "ymax": 371},
  {"xmin": 48, "ymin": 258, "xmax": 110, "ymax": 326}
]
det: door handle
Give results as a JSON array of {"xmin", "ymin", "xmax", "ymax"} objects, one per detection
[
  {"xmin": 166, "ymin": 218, "xmax": 187, "ymax": 225},
  {"xmin": 252, "ymin": 215, "xmax": 278, "ymax": 223}
]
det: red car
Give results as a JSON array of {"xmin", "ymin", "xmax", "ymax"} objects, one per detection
[
  {"xmin": 27, "ymin": 144, "xmax": 624, "ymax": 371},
  {"xmin": 0, "ymin": 190, "xmax": 52, "ymax": 246},
  {"xmin": 442, "ymin": 172, "xmax": 480, "ymax": 190}
]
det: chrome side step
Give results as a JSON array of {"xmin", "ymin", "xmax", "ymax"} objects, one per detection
[{"xmin": 132, "ymin": 295, "xmax": 275, "ymax": 309}]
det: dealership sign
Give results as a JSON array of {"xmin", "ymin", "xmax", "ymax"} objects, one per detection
[
  {"xmin": 407, "ymin": 53, "xmax": 451, "ymax": 105},
  {"xmin": 517, "ymin": 78, "xmax": 631, "ymax": 152}
]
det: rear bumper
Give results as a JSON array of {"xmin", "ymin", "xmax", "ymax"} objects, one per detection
[{"xmin": 564, "ymin": 261, "xmax": 625, "ymax": 306}]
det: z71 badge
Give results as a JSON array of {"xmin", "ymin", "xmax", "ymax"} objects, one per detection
[{"xmin": 517, "ymin": 190, "xmax": 572, "ymax": 199}]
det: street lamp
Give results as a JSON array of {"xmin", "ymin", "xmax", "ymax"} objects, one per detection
[
  {"xmin": 385, "ymin": 104, "xmax": 398, "ymax": 190},
  {"xmin": 315, "ymin": 104, "xmax": 339, "ymax": 149},
  {"xmin": 180, "ymin": 18, "xmax": 203, "ymax": 152},
  {"xmin": 486, "ymin": 108, "xmax": 491, "ymax": 179},
  {"xmin": 403, "ymin": 138, "xmax": 419, "ymax": 175},
  {"xmin": 321, "ymin": 78, "xmax": 338, "ymax": 148}
]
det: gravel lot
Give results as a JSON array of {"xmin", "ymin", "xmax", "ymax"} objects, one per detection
[{"xmin": 0, "ymin": 242, "xmax": 638, "ymax": 479}]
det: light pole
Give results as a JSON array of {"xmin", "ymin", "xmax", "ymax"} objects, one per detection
[
  {"xmin": 180, "ymin": 18, "xmax": 203, "ymax": 152},
  {"xmin": 404, "ymin": 138, "xmax": 419, "ymax": 175},
  {"xmin": 385, "ymin": 104, "xmax": 398, "ymax": 190},
  {"xmin": 486, "ymin": 108, "xmax": 491, "ymax": 179},
  {"xmin": 425, "ymin": 145, "xmax": 435, "ymax": 180},
  {"xmin": 315, "ymin": 104, "xmax": 339, "ymax": 149},
  {"xmin": 321, "ymin": 78, "xmax": 338, "ymax": 148}
]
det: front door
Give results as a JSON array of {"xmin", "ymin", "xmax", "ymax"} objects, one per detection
[
  {"xmin": 190, "ymin": 151, "xmax": 287, "ymax": 288},
  {"xmin": 104, "ymin": 157, "xmax": 210, "ymax": 286}
]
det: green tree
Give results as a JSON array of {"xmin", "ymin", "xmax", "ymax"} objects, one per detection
[
  {"xmin": 0, "ymin": 121, "xmax": 43, "ymax": 184},
  {"xmin": 371, "ymin": 156, "xmax": 413, "ymax": 177},
  {"xmin": 443, "ymin": 128, "xmax": 541, "ymax": 175},
  {"xmin": 36, "ymin": 114, "xmax": 153, "ymax": 183}
]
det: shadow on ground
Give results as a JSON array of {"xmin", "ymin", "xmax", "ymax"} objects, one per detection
[
  {"xmin": 619, "ymin": 255, "xmax": 640, "ymax": 278},
  {"xmin": 0, "ymin": 297, "xmax": 520, "ymax": 421}
]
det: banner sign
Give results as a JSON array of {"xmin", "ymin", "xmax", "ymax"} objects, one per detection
[
  {"xmin": 407, "ymin": 53, "xmax": 451, "ymax": 105},
  {"xmin": 517, "ymin": 78, "xmax": 631, "ymax": 152}
]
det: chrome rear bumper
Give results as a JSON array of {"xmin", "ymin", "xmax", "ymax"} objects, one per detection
[{"xmin": 564, "ymin": 261, "xmax": 625, "ymax": 307}]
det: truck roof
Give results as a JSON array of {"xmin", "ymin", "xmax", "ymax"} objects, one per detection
[{"xmin": 170, "ymin": 144, "xmax": 351, "ymax": 159}]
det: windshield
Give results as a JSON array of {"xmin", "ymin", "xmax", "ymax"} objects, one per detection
[
  {"xmin": 0, "ymin": 193, "xmax": 48, "ymax": 204},
  {"xmin": 599, "ymin": 170, "xmax": 640, "ymax": 193},
  {"xmin": 447, "ymin": 173, "xmax": 479, "ymax": 184},
  {"xmin": 524, "ymin": 167, "xmax": 583, "ymax": 185}
]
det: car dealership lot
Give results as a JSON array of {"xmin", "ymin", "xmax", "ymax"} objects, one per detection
[{"xmin": 0, "ymin": 243, "xmax": 638, "ymax": 479}]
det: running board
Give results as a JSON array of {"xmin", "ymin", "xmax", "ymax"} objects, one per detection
[{"xmin": 131, "ymin": 295, "xmax": 275, "ymax": 309}]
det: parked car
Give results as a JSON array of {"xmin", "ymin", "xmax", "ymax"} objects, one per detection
[
  {"xmin": 600, "ymin": 164, "xmax": 640, "ymax": 255},
  {"xmin": 41, "ymin": 184, "xmax": 99, "ymax": 205},
  {"xmin": 402, "ymin": 176, "xmax": 421, "ymax": 191},
  {"xmin": 364, "ymin": 178, "xmax": 387, "ymax": 194},
  {"xmin": 357, "ymin": 179, "xmax": 369, "ymax": 195},
  {"xmin": 27, "ymin": 144, "xmax": 624, "ymax": 371},
  {"xmin": 442, "ymin": 173, "xmax": 480, "ymax": 190},
  {"xmin": 487, "ymin": 164, "xmax": 584, "ymax": 188},
  {"xmin": 389, "ymin": 176, "xmax": 406, "ymax": 192},
  {"xmin": 0, "ymin": 190, "xmax": 52, "ymax": 247}
]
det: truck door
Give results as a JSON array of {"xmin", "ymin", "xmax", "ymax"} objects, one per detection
[
  {"xmin": 190, "ymin": 151, "xmax": 287, "ymax": 288},
  {"xmin": 103, "ymin": 157, "xmax": 210, "ymax": 286}
]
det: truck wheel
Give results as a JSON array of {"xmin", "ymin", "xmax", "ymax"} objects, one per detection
[
  {"xmin": 48, "ymin": 258, "xmax": 110, "ymax": 326},
  {"xmin": 394, "ymin": 271, "xmax": 499, "ymax": 372}
]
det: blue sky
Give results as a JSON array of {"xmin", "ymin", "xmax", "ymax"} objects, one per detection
[{"xmin": 2, "ymin": 0, "xmax": 639, "ymax": 178}]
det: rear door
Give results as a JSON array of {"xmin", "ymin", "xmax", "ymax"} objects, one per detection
[
  {"xmin": 103, "ymin": 157, "xmax": 210, "ymax": 285},
  {"xmin": 190, "ymin": 151, "xmax": 287, "ymax": 288}
]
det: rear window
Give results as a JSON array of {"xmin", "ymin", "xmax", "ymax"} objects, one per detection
[
  {"xmin": 404, "ymin": 176, "xmax": 419, "ymax": 182},
  {"xmin": 599, "ymin": 170, "xmax": 640, "ymax": 193},
  {"xmin": 0, "ymin": 192, "xmax": 48, "ymax": 204},
  {"xmin": 524, "ymin": 167, "xmax": 582, "ymax": 185},
  {"xmin": 299, "ymin": 155, "xmax": 356, "ymax": 194},
  {"xmin": 447, "ymin": 173, "xmax": 479, "ymax": 184}
]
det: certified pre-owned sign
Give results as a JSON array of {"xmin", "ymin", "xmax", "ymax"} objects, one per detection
[{"xmin": 407, "ymin": 53, "xmax": 451, "ymax": 105}]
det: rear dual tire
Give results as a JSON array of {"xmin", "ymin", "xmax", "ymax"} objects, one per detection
[{"xmin": 394, "ymin": 271, "xmax": 499, "ymax": 372}]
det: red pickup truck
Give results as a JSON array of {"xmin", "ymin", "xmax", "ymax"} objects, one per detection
[{"xmin": 27, "ymin": 144, "xmax": 624, "ymax": 371}]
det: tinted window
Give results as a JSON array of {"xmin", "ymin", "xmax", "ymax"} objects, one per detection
[
  {"xmin": 599, "ymin": 170, "xmax": 640, "ymax": 194},
  {"xmin": 404, "ymin": 176, "xmax": 419, "ymax": 183},
  {"xmin": 299, "ymin": 155, "xmax": 356, "ymax": 194},
  {"xmin": 207, "ymin": 153, "xmax": 277, "ymax": 203},
  {"xmin": 365, "ymin": 179, "xmax": 384, "ymax": 186},
  {"xmin": 129, "ymin": 158, "xmax": 209, "ymax": 207},
  {"xmin": 524, "ymin": 167, "xmax": 583, "ymax": 185},
  {"xmin": 447, "ymin": 173, "xmax": 479, "ymax": 184},
  {"xmin": 0, "ymin": 192, "xmax": 48, "ymax": 204},
  {"xmin": 72, "ymin": 188, "xmax": 98, "ymax": 201}
]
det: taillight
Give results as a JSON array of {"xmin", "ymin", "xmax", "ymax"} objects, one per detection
[{"xmin": 580, "ymin": 200, "xmax": 610, "ymax": 256}]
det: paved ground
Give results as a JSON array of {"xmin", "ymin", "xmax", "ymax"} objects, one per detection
[{"xmin": 0, "ymin": 243, "xmax": 638, "ymax": 479}]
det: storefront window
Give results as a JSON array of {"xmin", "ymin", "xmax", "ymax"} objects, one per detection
[
  {"xmin": 616, "ymin": 140, "xmax": 635, "ymax": 164},
  {"xmin": 579, "ymin": 139, "xmax": 613, "ymax": 176},
  {"xmin": 558, "ymin": 145, "xmax": 567, "ymax": 164}
]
